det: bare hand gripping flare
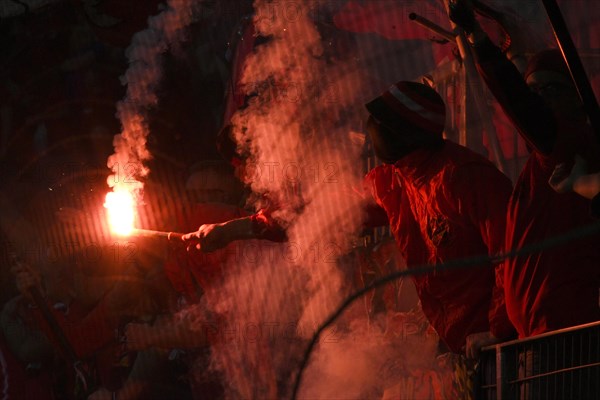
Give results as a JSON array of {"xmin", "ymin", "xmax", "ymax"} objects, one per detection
[{"xmin": 103, "ymin": 190, "xmax": 184, "ymax": 241}]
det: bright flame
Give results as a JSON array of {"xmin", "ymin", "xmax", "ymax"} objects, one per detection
[{"xmin": 104, "ymin": 191, "xmax": 135, "ymax": 236}]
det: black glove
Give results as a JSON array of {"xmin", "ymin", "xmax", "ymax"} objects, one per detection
[{"xmin": 449, "ymin": 0, "xmax": 478, "ymax": 35}]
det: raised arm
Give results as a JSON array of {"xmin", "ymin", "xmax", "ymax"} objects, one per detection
[{"xmin": 449, "ymin": 0, "xmax": 557, "ymax": 154}]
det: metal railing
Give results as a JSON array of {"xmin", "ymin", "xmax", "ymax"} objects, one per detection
[{"xmin": 477, "ymin": 321, "xmax": 600, "ymax": 399}]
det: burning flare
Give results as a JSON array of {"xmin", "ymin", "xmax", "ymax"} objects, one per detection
[{"xmin": 104, "ymin": 190, "xmax": 135, "ymax": 236}]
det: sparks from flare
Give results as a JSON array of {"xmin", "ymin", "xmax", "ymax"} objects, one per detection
[{"xmin": 104, "ymin": 190, "xmax": 135, "ymax": 236}]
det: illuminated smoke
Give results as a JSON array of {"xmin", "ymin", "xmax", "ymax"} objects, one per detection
[
  {"xmin": 230, "ymin": 0, "xmax": 368, "ymax": 324},
  {"xmin": 201, "ymin": 1, "xmax": 557, "ymax": 397},
  {"xmin": 106, "ymin": 0, "xmax": 199, "ymax": 196},
  {"xmin": 196, "ymin": 241, "xmax": 309, "ymax": 399},
  {"xmin": 204, "ymin": 0, "xmax": 377, "ymax": 397},
  {"xmin": 298, "ymin": 315, "xmax": 443, "ymax": 399}
]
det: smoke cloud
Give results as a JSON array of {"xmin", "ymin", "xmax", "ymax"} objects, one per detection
[
  {"xmin": 193, "ymin": 1, "xmax": 466, "ymax": 397},
  {"xmin": 229, "ymin": 0, "xmax": 369, "ymax": 327},
  {"xmin": 107, "ymin": 0, "xmax": 199, "ymax": 197},
  {"xmin": 196, "ymin": 0, "xmax": 423, "ymax": 398},
  {"xmin": 102, "ymin": 0, "xmax": 468, "ymax": 397}
]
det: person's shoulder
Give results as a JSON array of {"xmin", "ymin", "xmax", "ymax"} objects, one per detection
[
  {"xmin": 367, "ymin": 163, "xmax": 394, "ymax": 175},
  {"xmin": 439, "ymin": 143, "xmax": 511, "ymax": 190},
  {"xmin": 365, "ymin": 164, "xmax": 395, "ymax": 183},
  {"xmin": 443, "ymin": 141, "xmax": 505, "ymax": 171}
]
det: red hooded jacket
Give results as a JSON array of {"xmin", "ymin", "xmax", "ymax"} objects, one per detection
[
  {"xmin": 364, "ymin": 140, "xmax": 515, "ymax": 352},
  {"xmin": 472, "ymin": 38, "xmax": 600, "ymax": 337}
]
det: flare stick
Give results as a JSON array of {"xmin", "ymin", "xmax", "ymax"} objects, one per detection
[{"xmin": 131, "ymin": 228, "xmax": 185, "ymax": 241}]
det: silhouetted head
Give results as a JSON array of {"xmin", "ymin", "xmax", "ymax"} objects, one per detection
[
  {"xmin": 525, "ymin": 49, "xmax": 583, "ymax": 119},
  {"xmin": 365, "ymin": 81, "xmax": 446, "ymax": 163}
]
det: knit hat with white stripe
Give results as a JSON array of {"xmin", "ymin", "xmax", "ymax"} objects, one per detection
[{"xmin": 365, "ymin": 81, "xmax": 446, "ymax": 137}]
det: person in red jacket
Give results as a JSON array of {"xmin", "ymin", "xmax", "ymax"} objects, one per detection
[
  {"xmin": 449, "ymin": 0, "xmax": 600, "ymax": 339},
  {"xmin": 362, "ymin": 81, "xmax": 514, "ymax": 358}
]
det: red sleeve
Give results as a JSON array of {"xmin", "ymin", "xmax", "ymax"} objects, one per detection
[
  {"xmin": 362, "ymin": 167, "xmax": 391, "ymax": 228},
  {"xmin": 450, "ymin": 164, "xmax": 516, "ymax": 339},
  {"xmin": 66, "ymin": 302, "xmax": 117, "ymax": 359},
  {"xmin": 32, "ymin": 298, "xmax": 117, "ymax": 360}
]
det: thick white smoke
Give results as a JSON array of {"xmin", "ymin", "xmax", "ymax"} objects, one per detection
[
  {"xmin": 230, "ymin": 0, "xmax": 368, "ymax": 328},
  {"xmin": 298, "ymin": 313, "xmax": 442, "ymax": 399}
]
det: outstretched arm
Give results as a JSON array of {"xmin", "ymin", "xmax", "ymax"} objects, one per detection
[{"xmin": 182, "ymin": 210, "xmax": 288, "ymax": 253}]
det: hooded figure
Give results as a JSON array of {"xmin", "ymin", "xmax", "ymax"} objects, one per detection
[{"xmin": 362, "ymin": 81, "xmax": 515, "ymax": 355}]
